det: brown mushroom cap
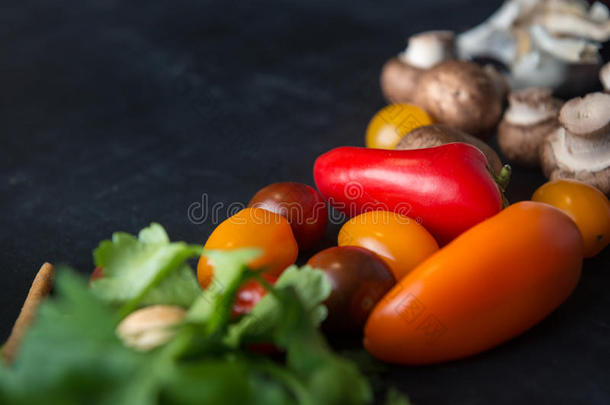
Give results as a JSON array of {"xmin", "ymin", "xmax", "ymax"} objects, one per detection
[
  {"xmin": 498, "ymin": 119, "xmax": 559, "ymax": 167},
  {"xmin": 412, "ymin": 60, "xmax": 503, "ymax": 137},
  {"xmin": 380, "ymin": 58, "xmax": 422, "ymax": 104},
  {"xmin": 381, "ymin": 31, "xmax": 455, "ymax": 104},
  {"xmin": 395, "ymin": 124, "xmax": 503, "ymax": 174},
  {"xmin": 497, "ymin": 87, "xmax": 562, "ymax": 167}
]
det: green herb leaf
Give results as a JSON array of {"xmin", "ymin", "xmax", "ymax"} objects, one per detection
[
  {"xmin": 258, "ymin": 284, "xmax": 373, "ymax": 405},
  {"xmin": 226, "ymin": 265, "xmax": 331, "ymax": 347},
  {"xmin": 1, "ymin": 225, "xmax": 379, "ymax": 405},
  {"xmin": 186, "ymin": 248, "xmax": 260, "ymax": 325},
  {"xmin": 90, "ymin": 223, "xmax": 202, "ymax": 313},
  {"xmin": 0, "ymin": 269, "xmax": 150, "ymax": 404}
]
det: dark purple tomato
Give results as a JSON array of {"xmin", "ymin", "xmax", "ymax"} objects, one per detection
[
  {"xmin": 248, "ymin": 182, "xmax": 328, "ymax": 251},
  {"xmin": 307, "ymin": 246, "xmax": 395, "ymax": 335}
]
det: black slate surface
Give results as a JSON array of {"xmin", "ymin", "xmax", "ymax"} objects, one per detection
[{"xmin": 1, "ymin": 1, "xmax": 609, "ymax": 404}]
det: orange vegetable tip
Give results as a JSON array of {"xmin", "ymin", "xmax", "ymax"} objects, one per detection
[{"xmin": 363, "ymin": 201, "xmax": 582, "ymax": 365}]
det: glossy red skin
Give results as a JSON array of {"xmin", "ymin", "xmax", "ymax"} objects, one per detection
[
  {"xmin": 248, "ymin": 182, "xmax": 328, "ymax": 251},
  {"xmin": 90, "ymin": 267, "xmax": 104, "ymax": 283},
  {"xmin": 231, "ymin": 277, "xmax": 274, "ymax": 318},
  {"xmin": 314, "ymin": 144, "xmax": 503, "ymax": 245},
  {"xmin": 233, "ymin": 275, "xmax": 281, "ymax": 355}
]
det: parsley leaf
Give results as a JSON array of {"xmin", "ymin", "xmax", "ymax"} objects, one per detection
[
  {"xmin": 0, "ymin": 224, "xmax": 390, "ymax": 405},
  {"xmin": 90, "ymin": 224, "xmax": 202, "ymax": 313},
  {"xmin": 226, "ymin": 265, "xmax": 331, "ymax": 347}
]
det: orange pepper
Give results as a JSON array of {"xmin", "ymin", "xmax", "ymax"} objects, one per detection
[
  {"xmin": 197, "ymin": 208, "xmax": 298, "ymax": 289},
  {"xmin": 338, "ymin": 211, "xmax": 439, "ymax": 280},
  {"xmin": 364, "ymin": 201, "xmax": 582, "ymax": 365},
  {"xmin": 532, "ymin": 179, "xmax": 610, "ymax": 258}
]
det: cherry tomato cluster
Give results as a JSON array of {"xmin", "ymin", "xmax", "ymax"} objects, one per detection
[
  {"xmin": 87, "ymin": 101, "xmax": 610, "ymax": 366},
  {"xmin": 90, "ymin": 105, "xmax": 608, "ymax": 364},
  {"xmin": 91, "ymin": 150, "xmax": 609, "ymax": 365},
  {"xmin": 196, "ymin": 182, "xmax": 414, "ymax": 333},
  {"xmin": 91, "ymin": 162, "xmax": 609, "ymax": 365}
]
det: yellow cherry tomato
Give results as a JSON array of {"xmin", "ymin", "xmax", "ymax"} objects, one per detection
[
  {"xmin": 365, "ymin": 103, "xmax": 433, "ymax": 149},
  {"xmin": 197, "ymin": 207, "xmax": 298, "ymax": 289},
  {"xmin": 338, "ymin": 210, "xmax": 439, "ymax": 280},
  {"xmin": 532, "ymin": 179, "xmax": 610, "ymax": 258}
]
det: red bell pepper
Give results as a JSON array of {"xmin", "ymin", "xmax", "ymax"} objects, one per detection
[{"xmin": 313, "ymin": 143, "xmax": 510, "ymax": 245}]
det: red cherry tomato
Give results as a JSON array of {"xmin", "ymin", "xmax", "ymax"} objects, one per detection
[
  {"xmin": 90, "ymin": 267, "xmax": 104, "ymax": 283},
  {"xmin": 231, "ymin": 274, "xmax": 276, "ymax": 318},
  {"xmin": 232, "ymin": 275, "xmax": 281, "ymax": 355},
  {"xmin": 248, "ymin": 182, "xmax": 328, "ymax": 251}
]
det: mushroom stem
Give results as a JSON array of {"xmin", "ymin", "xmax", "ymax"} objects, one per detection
[
  {"xmin": 529, "ymin": 25, "xmax": 600, "ymax": 64},
  {"xmin": 536, "ymin": 11, "xmax": 610, "ymax": 42},
  {"xmin": 551, "ymin": 92, "xmax": 610, "ymax": 171},
  {"xmin": 400, "ymin": 31, "xmax": 455, "ymax": 69},
  {"xmin": 504, "ymin": 87, "xmax": 560, "ymax": 126},
  {"xmin": 551, "ymin": 127, "xmax": 610, "ymax": 171},
  {"xmin": 600, "ymin": 62, "xmax": 610, "ymax": 92},
  {"xmin": 494, "ymin": 165, "xmax": 513, "ymax": 192}
]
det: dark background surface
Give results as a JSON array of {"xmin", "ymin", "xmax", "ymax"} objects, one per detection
[{"xmin": 2, "ymin": 0, "xmax": 609, "ymax": 403}]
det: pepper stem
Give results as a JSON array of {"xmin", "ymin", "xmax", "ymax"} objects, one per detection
[
  {"xmin": 495, "ymin": 165, "xmax": 512, "ymax": 191},
  {"xmin": 491, "ymin": 164, "xmax": 512, "ymax": 208}
]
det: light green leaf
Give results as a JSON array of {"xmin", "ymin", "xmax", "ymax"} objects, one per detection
[
  {"xmin": 90, "ymin": 223, "xmax": 202, "ymax": 312},
  {"xmin": 225, "ymin": 265, "xmax": 331, "ymax": 348},
  {"xmin": 138, "ymin": 264, "xmax": 201, "ymax": 308},
  {"xmin": 186, "ymin": 248, "xmax": 260, "ymax": 324},
  {"xmin": 0, "ymin": 269, "xmax": 151, "ymax": 404}
]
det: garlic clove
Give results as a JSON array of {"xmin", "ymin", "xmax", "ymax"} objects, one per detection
[{"xmin": 116, "ymin": 305, "xmax": 186, "ymax": 351}]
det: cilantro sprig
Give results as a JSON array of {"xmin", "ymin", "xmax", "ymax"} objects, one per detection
[{"xmin": 0, "ymin": 224, "xmax": 410, "ymax": 405}]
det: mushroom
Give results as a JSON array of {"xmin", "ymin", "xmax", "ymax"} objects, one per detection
[
  {"xmin": 395, "ymin": 124, "xmax": 503, "ymax": 174},
  {"xmin": 456, "ymin": 0, "xmax": 524, "ymax": 66},
  {"xmin": 412, "ymin": 60, "xmax": 504, "ymax": 138},
  {"xmin": 509, "ymin": 25, "xmax": 601, "ymax": 96},
  {"xmin": 380, "ymin": 31, "xmax": 455, "ymax": 103},
  {"xmin": 600, "ymin": 62, "xmax": 610, "ymax": 93},
  {"xmin": 497, "ymin": 87, "xmax": 562, "ymax": 167},
  {"xmin": 540, "ymin": 92, "xmax": 610, "ymax": 195},
  {"xmin": 528, "ymin": 25, "xmax": 599, "ymax": 64},
  {"xmin": 116, "ymin": 305, "xmax": 186, "ymax": 351},
  {"xmin": 456, "ymin": 0, "xmax": 607, "ymax": 95},
  {"xmin": 533, "ymin": 3, "xmax": 610, "ymax": 42}
]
